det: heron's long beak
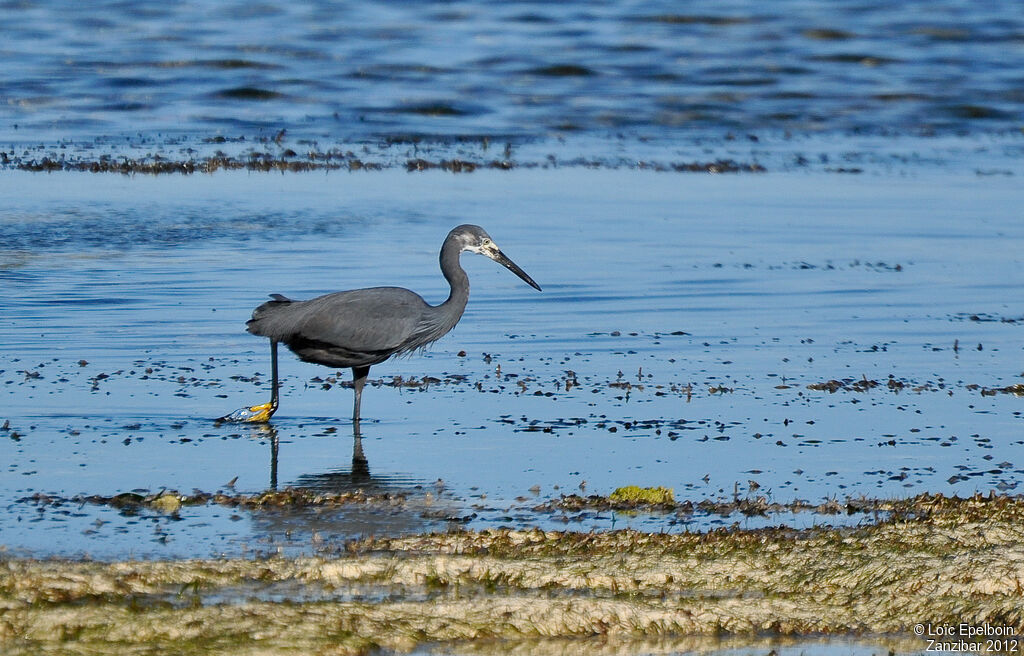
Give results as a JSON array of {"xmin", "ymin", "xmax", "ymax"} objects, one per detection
[{"xmin": 488, "ymin": 247, "xmax": 542, "ymax": 291}]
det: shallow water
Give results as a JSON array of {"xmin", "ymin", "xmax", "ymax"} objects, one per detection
[{"xmin": 2, "ymin": 167, "xmax": 1022, "ymax": 558}]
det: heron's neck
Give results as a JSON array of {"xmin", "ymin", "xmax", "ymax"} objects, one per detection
[{"xmin": 439, "ymin": 238, "xmax": 469, "ymax": 316}]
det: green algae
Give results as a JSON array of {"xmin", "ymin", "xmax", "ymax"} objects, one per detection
[{"xmin": 608, "ymin": 486, "xmax": 675, "ymax": 505}]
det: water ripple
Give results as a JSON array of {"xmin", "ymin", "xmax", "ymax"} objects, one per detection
[{"xmin": 0, "ymin": 0, "xmax": 1020, "ymax": 149}]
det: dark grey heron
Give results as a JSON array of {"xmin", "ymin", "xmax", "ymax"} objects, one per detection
[{"xmin": 220, "ymin": 224, "xmax": 541, "ymax": 424}]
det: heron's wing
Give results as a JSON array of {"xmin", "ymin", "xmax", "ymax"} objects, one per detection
[{"xmin": 289, "ymin": 287, "xmax": 430, "ymax": 354}]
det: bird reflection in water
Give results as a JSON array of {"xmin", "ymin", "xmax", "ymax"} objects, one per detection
[
  {"xmin": 240, "ymin": 422, "xmax": 457, "ymax": 542},
  {"xmin": 246, "ymin": 423, "xmax": 370, "ymax": 491}
]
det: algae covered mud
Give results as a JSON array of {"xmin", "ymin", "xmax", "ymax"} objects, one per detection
[{"xmin": 2, "ymin": 494, "xmax": 1023, "ymax": 655}]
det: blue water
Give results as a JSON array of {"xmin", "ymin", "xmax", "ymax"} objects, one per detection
[
  {"xmin": 1, "ymin": 0, "xmax": 1022, "ymax": 153},
  {"xmin": 1, "ymin": 1, "xmax": 1023, "ymax": 560}
]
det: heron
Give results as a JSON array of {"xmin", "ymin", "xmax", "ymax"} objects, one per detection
[{"xmin": 220, "ymin": 224, "xmax": 541, "ymax": 424}]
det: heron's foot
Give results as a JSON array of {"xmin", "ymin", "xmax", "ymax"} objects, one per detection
[{"xmin": 217, "ymin": 402, "xmax": 277, "ymax": 423}]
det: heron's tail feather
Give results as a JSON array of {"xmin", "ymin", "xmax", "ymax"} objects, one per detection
[{"xmin": 246, "ymin": 294, "xmax": 294, "ymax": 337}]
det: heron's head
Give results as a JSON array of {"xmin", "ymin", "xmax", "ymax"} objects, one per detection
[{"xmin": 450, "ymin": 224, "xmax": 542, "ymax": 291}]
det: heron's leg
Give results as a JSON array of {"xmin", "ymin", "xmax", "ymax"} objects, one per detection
[
  {"xmin": 218, "ymin": 340, "xmax": 280, "ymax": 423},
  {"xmin": 352, "ymin": 365, "xmax": 370, "ymax": 425},
  {"xmin": 269, "ymin": 339, "xmax": 280, "ymax": 411},
  {"xmin": 350, "ymin": 383, "xmax": 370, "ymax": 479}
]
